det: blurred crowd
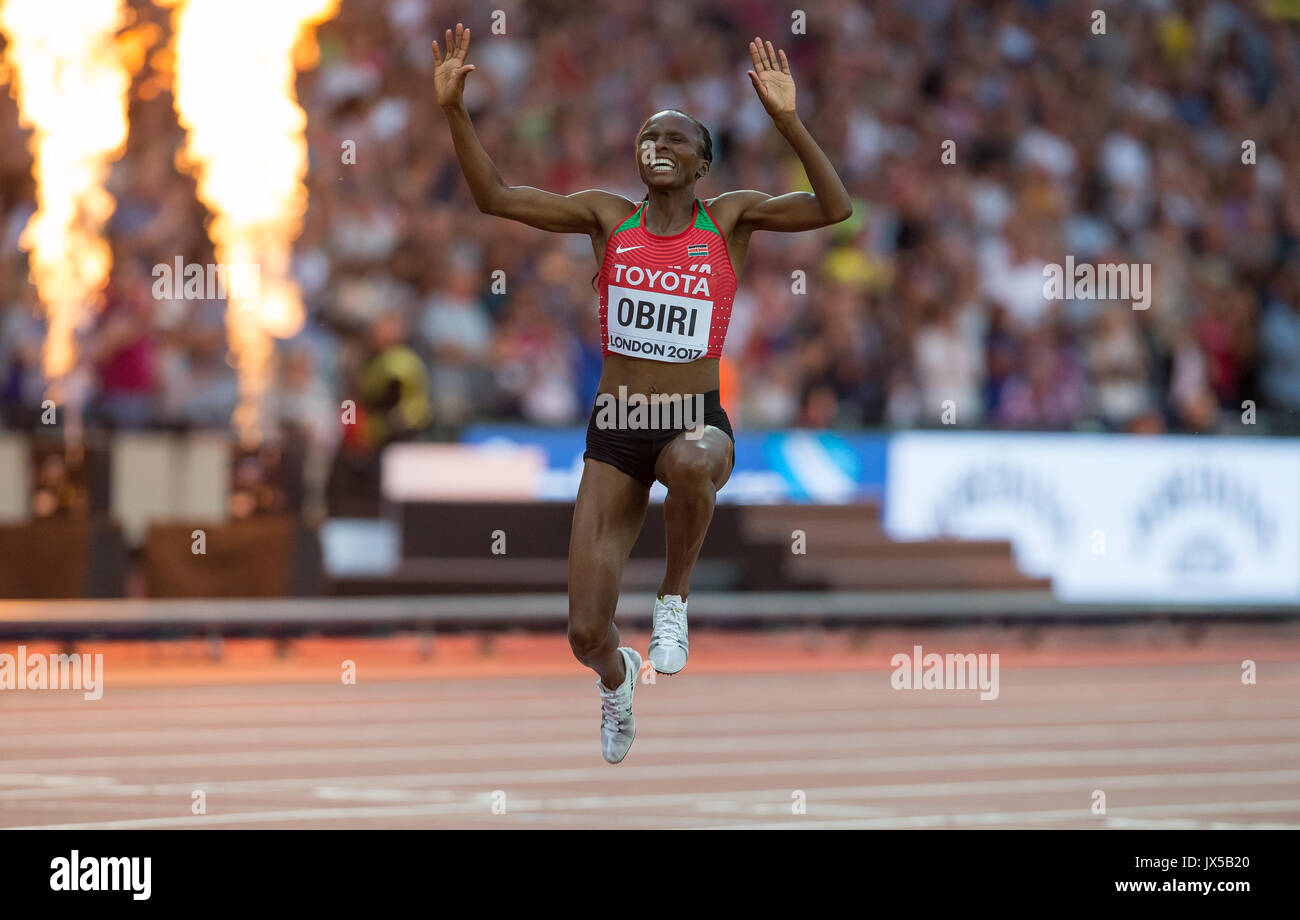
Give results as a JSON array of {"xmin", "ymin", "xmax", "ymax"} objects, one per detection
[{"xmin": 2, "ymin": 0, "xmax": 1300, "ymax": 457}]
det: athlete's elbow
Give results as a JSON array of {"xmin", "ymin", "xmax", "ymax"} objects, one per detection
[
  {"xmin": 826, "ymin": 200, "xmax": 853, "ymax": 224},
  {"xmin": 474, "ymin": 184, "xmax": 512, "ymax": 217}
]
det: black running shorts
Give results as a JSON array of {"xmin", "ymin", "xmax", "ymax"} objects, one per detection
[{"xmin": 583, "ymin": 389, "xmax": 734, "ymax": 488}]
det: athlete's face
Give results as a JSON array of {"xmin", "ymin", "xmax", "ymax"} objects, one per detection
[{"xmin": 636, "ymin": 113, "xmax": 709, "ymax": 191}]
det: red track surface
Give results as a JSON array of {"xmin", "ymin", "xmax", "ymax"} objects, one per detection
[{"xmin": 3, "ymin": 622, "xmax": 1299, "ymax": 829}]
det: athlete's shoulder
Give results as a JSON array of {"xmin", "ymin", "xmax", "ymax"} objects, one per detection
[
  {"xmin": 570, "ymin": 189, "xmax": 639, "ymax": 233},
  {"xmin": 704, "ymin": 190, "xmax": 770, "ymax": 234}
]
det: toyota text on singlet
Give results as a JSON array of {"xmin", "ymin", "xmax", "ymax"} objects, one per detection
[{"xmin": 597, "ymin": 198, "xmax": 737, "ymax": 362}]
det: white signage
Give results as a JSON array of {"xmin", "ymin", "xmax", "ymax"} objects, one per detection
[{"xmin": 885, "ymin": 433, "xmax": 1300, "ymax": 604}]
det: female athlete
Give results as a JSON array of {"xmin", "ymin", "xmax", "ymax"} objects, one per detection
[{"xmin": 435, "ymin": 23, "xmax": 852, "ymax": 762}]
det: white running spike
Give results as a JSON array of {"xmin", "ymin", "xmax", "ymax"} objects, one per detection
[
  {"xmin": 597, "ymin": 647, "xmax": 641, "ymax": 764},
  {"xmin": 649, "ymin": 595, "xmax": 689, "ymax": 675}
]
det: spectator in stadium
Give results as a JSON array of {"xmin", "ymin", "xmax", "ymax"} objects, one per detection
[{"xmin": 357, "ymin": 308, "xmax": 431, "ymax": 447}]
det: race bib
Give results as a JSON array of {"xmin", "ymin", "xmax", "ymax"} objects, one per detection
[{"xmin": 605, "ymin": 284, "xmax": 713, "ymax": 362}]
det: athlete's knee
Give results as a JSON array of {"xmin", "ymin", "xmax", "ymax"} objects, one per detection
[
  {"xmin": 659, "ymin": 441, "xmax": 725, "ymax": 491},
  {"xmin": 567, "ymin": 616, "xmax": 611, "ymax": 660}
]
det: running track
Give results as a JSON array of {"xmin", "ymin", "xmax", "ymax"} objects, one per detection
[{"xmin": 3, "ymin": 622, "xmax": 1299, "ymax": 829}]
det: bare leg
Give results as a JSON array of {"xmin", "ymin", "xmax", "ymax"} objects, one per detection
[
  {"xmin": 654, "ymin": 427, "xmax": 734, "ymax": 600},
  {"xmin": 568, "ymin": 459, "xmax": 650, "ymax": 689}
]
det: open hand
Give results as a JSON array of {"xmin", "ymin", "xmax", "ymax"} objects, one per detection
[
  {"xmin": 747, "ymin": 36, "xmax": 796, "ymax": 121},
  {"xmin": 432, "ymin": 22, "xmax": 476, "ymax": 108}
]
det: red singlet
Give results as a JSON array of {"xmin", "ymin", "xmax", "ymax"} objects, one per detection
[{"xmin": 596, "ymin": 198, "xmax": 738, "ymax": 362}]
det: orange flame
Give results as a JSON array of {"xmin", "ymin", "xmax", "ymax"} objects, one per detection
[
  {"xmin": 0, "ymin": 0, "xmax": 131, "ymax": 387},
  {"xmin": 164, "ymin": 0, "xmax": 339, "ymax": 445}
]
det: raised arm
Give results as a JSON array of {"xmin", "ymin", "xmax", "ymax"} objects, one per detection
[
  {"xmin": 711, "ymin": 36, "xmax": 853, "ymax": 233},
  {"xmin": 434, "ymin": 23, "xmax": 631, "ymax": 235}
]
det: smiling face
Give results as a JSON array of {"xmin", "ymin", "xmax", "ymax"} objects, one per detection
[{"xmin": 636, "ymin": 111, "xmax": 710, "ymax": 192}]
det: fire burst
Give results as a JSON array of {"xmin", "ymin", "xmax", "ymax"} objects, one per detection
[
  {"xmin": 165, "ymin": 0, "xmax": 339, "ymax": 445},
  {"xmin": 0, "ymin": 0, "xmax": 131, "ymax": 391}
]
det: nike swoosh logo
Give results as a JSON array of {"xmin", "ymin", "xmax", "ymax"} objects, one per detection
[{"xmin": 615, "ymin": 245, "xmax": 644, "ymax": 254}]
